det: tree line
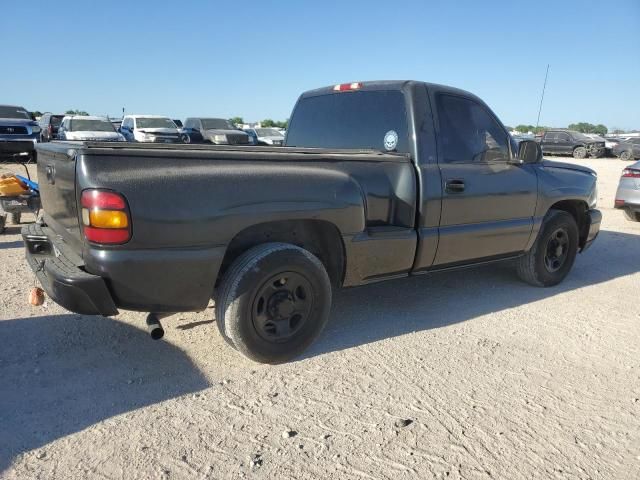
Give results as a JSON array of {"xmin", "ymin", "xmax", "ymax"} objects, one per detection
[
  {"xmin": 513, "ymin": 122, "xmax": 609, "ymax": 136},
  {"xmin": 229, "ymin": 117, "xmax": 288, "ymax": 129}
]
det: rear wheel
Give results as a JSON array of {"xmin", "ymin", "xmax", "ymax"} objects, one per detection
[
  {"xmin": 517, "ymin": 209, "xmax": 579, "ymax": 287},
  {"xmin": 215, "ymin": 243, "xmax": 332, "ymax": 363},
  {"xmin": 573, "ymin": 146, "xmax": 587, "ymax": 159},
  {"xmin": 620, "ymin": 151, "xmax": 633, "ymax": 161}
]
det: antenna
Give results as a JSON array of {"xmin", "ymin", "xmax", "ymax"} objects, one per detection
[{"xmin": 535, "ymin": 64, "xmax": 549, "ymax": 129}]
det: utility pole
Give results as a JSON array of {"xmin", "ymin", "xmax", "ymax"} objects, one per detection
[{"xmin": 535, "ymin": 64, "xmax": 549, "ymax": 129}]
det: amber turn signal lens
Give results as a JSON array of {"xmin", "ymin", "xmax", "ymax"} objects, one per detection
[{"xmin": 89, "ymin": 209, "xmax": 129, "ymax": 229}]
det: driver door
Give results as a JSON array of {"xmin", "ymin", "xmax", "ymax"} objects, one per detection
[{"xmin": 433, "ymin": 93, "xmax": 538, "ymax": 266}]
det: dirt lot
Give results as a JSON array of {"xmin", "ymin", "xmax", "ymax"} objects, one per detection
[{"xmin": 1, "ymin": 157, "xmax": 638, "ymax": 479}]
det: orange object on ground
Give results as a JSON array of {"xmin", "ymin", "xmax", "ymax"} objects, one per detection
[
  {"xmin": 0, "ymin": 175, "xmax": 28, "ymax": 197},
  {"xmin": 29, "ymin": 287, "xmax": 45, "ymax": 306}
]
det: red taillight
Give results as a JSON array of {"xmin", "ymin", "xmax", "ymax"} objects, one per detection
[
  {"xmin": 333, "ymin": 82, "xmax": 362, "ymax": 92},
  {"xmin": 82, "ymin": 190, "xmax": 127, "ymax": 210},
  {"xmin": 48, "ymin": 125, "xmax": 53, "ymax": 135},
  {"xmin": 80, "ymin": 189, "xmax": 131, "ymax": 244},
  {"xmin": 615, "ymin": 199, "xmax": 625, "ymax": 207},
  {"xmin": 622, "ymin": 169, "xmax": 640, "ymax": 178}
]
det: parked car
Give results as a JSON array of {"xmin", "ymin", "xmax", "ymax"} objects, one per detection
[
  {"xmin": 0, "ymin": 105, "xmax": 40, "ymax": 161},
  {"xmin": 57, "ymin": 116, "xmax": 125, "ymax": 142},
  {"xmin": 244, "ymin": 128, "xmax": 285, "ymax": 146},
  {"xmin": 38, "ymin": 113, "xmax": 65, "ymax": 142},
  {"xmin": 182, "ymin": 117, "xmax": 251, "ymax": 145},
  {"xmin": 614, "ymin": 161, "xmax": 640, "ymax": 221},
  {"xmin": 612, "ymin": 138, "xmax": 640, "ymax": 161},
  {"xmin": 537, "ymin": 129, "xmax": 605, "ymax": 158},
  {"xmin": 26, "ymin": 80, "xmax": 601, "ymax": 364},
  {"xmin": 120, "ymin": 115, "xmax": 183, "ymax": 143}
]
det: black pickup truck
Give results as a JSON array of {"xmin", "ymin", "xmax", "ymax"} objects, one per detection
[{"xmin": 25, "ymin": 81, "xmax": 601, "ymax": 363}]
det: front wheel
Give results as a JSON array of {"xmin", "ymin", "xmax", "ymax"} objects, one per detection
[
  {"xmin": 573, "ymin": 146, "xmax": 587, "ymax": 159},
  {"xmin": 517, "ymin": 210, "xmax": 579, "ymax": 287},
  {"xmin": 620, "ymin": 151, "xmax": 633, "ymax": 161},
  {"xmin": 215, "ymin": 243, "xmax": 332, "ymax": 363}
]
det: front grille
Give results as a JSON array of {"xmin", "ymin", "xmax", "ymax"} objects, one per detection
[
  {"xmin": 227, "ymin": 134, "xmax": 249, "ymax": 145},
  {"xmin": 0, "ymin": 126, "xmax": 28, "ymax": 135}
]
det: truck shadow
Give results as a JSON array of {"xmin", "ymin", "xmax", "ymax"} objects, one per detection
[
  {"xmin": 0, "ymin": 314, "xmax": 209, "ymax": 472},
  {"xmin": 305, "ymin": 229, "xmax": 640, "ymax": 358}
]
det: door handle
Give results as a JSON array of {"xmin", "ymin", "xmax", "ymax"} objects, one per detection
[
  {"xmin": 45, "ymin": 165, "xmax": 56, "ymax": 185},
  {"xmin": 445, "ymin": 179, "xmax": 465, "ymax": 193}
]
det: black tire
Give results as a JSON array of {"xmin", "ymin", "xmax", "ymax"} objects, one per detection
[
  {"xmin": 10, "ymin": 213, "xmax": 21, "ymax": 225},
  {"xmin": 573, "ymin": 146, "xmax": 587, "ymax": 159},
  {"xmin": 0, "ymin": 216, "xmax": 5, "ymax": 234},
  {"xmin": 620, "ymin": 151, "xmax": 633, "ymax": 161},
  {"xmin": 623, "ymin": 209, "xmax": 640, "ymax": 222},
  {"xmin": 215, "ymin": 243, "xmax": 332, "ymax": 364},
  {"xmin": 517, "ymin": 210, "xmax": 579, "ymax": 287}
]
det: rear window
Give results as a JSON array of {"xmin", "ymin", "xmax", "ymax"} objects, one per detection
[
  {"xmin": 51, "ymin": 116, "xmax": 64, "ymax": 126},
  {"xmin": 286, "ymin": 90, "xmax": 409, "ymax": 152}
]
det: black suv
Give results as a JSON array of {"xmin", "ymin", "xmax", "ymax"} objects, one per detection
[
  {"xmin": 38, "ymin": 113, "xmax": 65, "ymax": 142},
  {"xmin": 538, "ymin": 129, "xmax": 605, "ymax": 159}
]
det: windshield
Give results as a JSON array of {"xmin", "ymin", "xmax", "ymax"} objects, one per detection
[
  {"xmin": 201, "ymin": 118, "xmax": 234, "ymax": 130},
  {"xmin": 0, "ymin": 106, "xmax": 31, "ymax": 120},
  {"xmin": 51, "ymin": 116, "xmax": 64, "ymax": 126},
  {"xmin": 69, "ymin": 119, "xmax": 116, "ymax": 132},
  {"xmin": 571, "ymin": 131, "xmax": 596, "ymax": 141},
  {"xmin": 256, "ymin": 128, "xmax": 284, "ymax": 137},
  {"xmin": 136, "ymin": 117, "xmax": 176, "ymax": 129}
]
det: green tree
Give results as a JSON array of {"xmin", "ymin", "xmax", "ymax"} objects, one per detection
[
  {"xmin": 229, "ymin": 117, "xmax": 244, "ymax": 126},
  {"xmin": 65, "ymin": 109, "xmax": 89, "ymax": 116},
  {"xmin": 261, "ymin": 119, "xmax": 276, "ymax": 127},
  {"xmin": 514, "ymin": 124, "xmax": 535, "ymax": 133},
  {"xmin": 594, "ymin": 124, "xmax": 608, "ymax": 136},
  {"xmin": 567, "ymin": 122, "xmax": 607, "ymax": 135},
  {"xmin": 31, "ymin": 110, "xmax": 43, "ymax": 118}
]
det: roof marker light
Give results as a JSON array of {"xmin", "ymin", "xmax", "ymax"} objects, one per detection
[{"xmin": 333, "ymin": 82, "xmax": 362, "ymax": 92}]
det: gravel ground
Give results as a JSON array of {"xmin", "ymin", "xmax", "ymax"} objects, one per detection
[{"xmin": 1, "ymin": 157, "xmax": 639, "ymax": 479}]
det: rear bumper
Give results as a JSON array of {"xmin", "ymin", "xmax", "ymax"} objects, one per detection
[
  {"xmin": 22, "ymin": 223, "xmax": 119, "ymax": 316},
  {"xmin": 581, "ymin": 208, "xmax": 601, "ymax": 252}
]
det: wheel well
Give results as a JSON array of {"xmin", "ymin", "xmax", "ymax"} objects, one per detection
[
  {"xmin": 218, "ymin": 220, "xmax": 345, "ymax": 287},
  {"xmin": 549, "ymin": 200, "xmax": 589, "ymax": 247}
]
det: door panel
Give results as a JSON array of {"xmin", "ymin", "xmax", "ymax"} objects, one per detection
[
  {"xmin": 434, "ymin": 162, "xmax": 537, "ymax": 265},
  {"xmin": 430, "ymin": 92, "xmax": 538, "ymax": 267}
]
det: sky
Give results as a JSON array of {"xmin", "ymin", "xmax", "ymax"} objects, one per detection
[{"xmin": 2, "ymin": 0, "xmax": 639, "ymax": 130}]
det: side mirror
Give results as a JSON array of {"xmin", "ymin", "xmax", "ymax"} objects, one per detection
[{"xmin": 516, "ymin": 140, "xmax": 542, "ymax": 164}]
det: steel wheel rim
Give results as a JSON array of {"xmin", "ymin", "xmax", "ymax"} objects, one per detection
[
  {"xmin": 252, "ymin": 271, "xmax": 314, "ymax": 343},
  {"xmin": 544, "ymin": 228, "xmax": 569, "ymax": 273}
]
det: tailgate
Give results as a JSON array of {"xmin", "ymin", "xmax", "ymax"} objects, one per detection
[{"xmin": 36, "ymin": 143, "xmax": 83, "ymax": 251}]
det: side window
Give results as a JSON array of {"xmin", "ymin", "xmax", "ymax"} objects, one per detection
[
  {"xmin": 184, "ymin": 119, "xmax": 192, "ymax": 129},
  {"xmin": 557, "ymin": 133, "xmax": 570, "ymax": 142},
  {"xmin": 544, "ymin": 132, "xmax": 557, "ymax": 142},
  {"xmin": 436, "ymin": 94, "xmax": 509, "ymax": 163}
]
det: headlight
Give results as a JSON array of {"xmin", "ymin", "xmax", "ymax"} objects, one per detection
[
  {"xmin": 213, "ymin": 134, "xmax": 228, "ymax": 144},
  {"xmin": 31, "ymin": 125, "xmax": 41, "ymax": 133}
]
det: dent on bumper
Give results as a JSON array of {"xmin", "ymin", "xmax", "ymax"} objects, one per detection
[{"xmin": 22, "ymin": 224, "xmax": 119, "ymax": 316}]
